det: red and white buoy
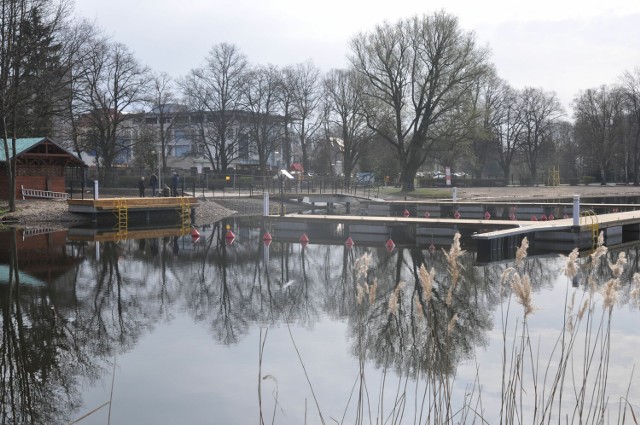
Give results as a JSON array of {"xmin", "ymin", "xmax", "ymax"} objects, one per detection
[
  {"xmin": 345, "ymin": 236, "xmax": 354, "ymax": 247},
  {"xmin": 385, "ymin": 238, "xmax": 395, "ymax": 252}
]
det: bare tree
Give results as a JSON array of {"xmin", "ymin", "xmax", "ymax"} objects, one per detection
[
  {"xmin": 180, "ymin": 42, "xmax": 248, "ymax": 173},
  {"xmin": 323, "ymin": 68, "xmax": 371, "ymax": 186},
  {"xmin": 492, "ymin": 83, "xmax": 525, "ymax": 181},
  {"xmin": 55, "ymin": 18, "xmax": 100, "ymax": 159},
  {"xmin": 289, "ymin": 60, "xmax": 322, "ymax": 172},
  {"xmin": 620, "ymin": 68, "xmax": 640, "ymax": 185},
  {"xmin": 150, "ymin": 72, "xmax": 183, "ymax": 174},
  {"xmin": 350, "ymin": 12, "xmax": 489, "ymax": 191},
  {"xmin": 241, "ymin": 64, "xmax": 283, "ymax": 176},
  {"xmin": 573, "ymin": 85, "xmax": 625, "ymax": 184},
  {"xmin": 74, "ymin": 38, "xmax": 152, "ymax": 181},
  {"xmin": 276, "ymin": 66, "xmax": 297, "ymax": 169},
  {"xmin": 467, "ymin": 68, "xmax": 503, "ymax": 179},
  {"xmin": 549, "ymin": 120, "xmax": 580, "ymax": 181},
  {"xmin": 519, "ymin": 87, "xmax": 564, "ymax": 182},
  {"xmin": 1, "ymin": 0, "xmax": 71, "ymax": 210}
]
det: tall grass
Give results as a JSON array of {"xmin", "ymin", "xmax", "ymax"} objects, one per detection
[{"xmin": 258, "ymin": 232, "xmax": 638, "ymax": 424}]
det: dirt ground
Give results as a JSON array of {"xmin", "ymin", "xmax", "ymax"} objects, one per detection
[{"xmin": 411, "ymin": 184, "xmax": 640, "ymax": 201}]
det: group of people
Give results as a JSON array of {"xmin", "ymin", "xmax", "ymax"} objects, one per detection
[{"xmin": 138, "ymin": 172, "xmax": 180, "ymax": 197}]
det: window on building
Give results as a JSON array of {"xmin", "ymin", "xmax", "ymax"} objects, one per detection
[{"xmin": 173, "ymin": 145, "xmax": 190, "ymax": 156}]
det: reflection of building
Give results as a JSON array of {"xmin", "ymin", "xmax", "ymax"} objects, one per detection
[
  {"xmin": 0, "ymin": 137, "xmax": 85, "ymax": 199},
  {"xmin": 0, "ymin": 229, "xmax": 80, "ymax": 286}
]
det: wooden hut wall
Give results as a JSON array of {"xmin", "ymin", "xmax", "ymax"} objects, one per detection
[{"xmin": 0, "ymin": 164, "xmax": 66, "ymax": 199}]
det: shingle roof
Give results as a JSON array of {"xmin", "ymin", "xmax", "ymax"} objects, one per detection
[
  {"xmin": 0, "ymin": 137, "xmax": 84, "ymax": 165},
  {"xmin": 0, "ymin": 138, "xmax": 47, "ymax": 162}
]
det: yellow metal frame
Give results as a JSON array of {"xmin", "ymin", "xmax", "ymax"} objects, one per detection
[
  {"xmin": 580, "ymin": 210, "xmax": 599, "ymax": 251},
  {"xmin": 271, "ymin": 204, "xmax": 286, "ymax": 215},
  {"xmin": 179, "ymin": 196, "xmax": 191, "ymax": 232},
  {"xmin": 114, "ymin": 198, "xmax": 128, "ymax": 241},
  {"xmin": 548, "ymin": 166, "xmax": 560, "ymax": 186}
]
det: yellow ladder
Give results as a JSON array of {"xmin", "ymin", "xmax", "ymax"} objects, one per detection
[
  {"xmin": 580, "ymin": 210, "xmax": 599, "ymax": 251},
  {"xmin": 271, "ymin": 204, "xmax": 286, "ymax": 215},
  {"xmin": 548, "ymin": 166, "xmax": 560, "ymax": 186},
  {"xmin": 179, "ymin": 197, "xmax": 191, "ymax": 232},
  {"xmin": 114, "ymin": 198, "xmax": 128, "ymax": 241}
]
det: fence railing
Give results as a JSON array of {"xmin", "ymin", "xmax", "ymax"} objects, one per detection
[{"xmin": 64, "ymin": 172, "xmax": 382, "ymax": 199}]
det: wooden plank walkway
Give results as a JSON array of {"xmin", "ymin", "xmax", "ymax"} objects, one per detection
[
  {"xmin": 68, "ymin": 196, "xmax": 198, "ymax": 213},
  {"xmin": 67, "ymin": 196, "xmax": 198, "ymax": 226}
]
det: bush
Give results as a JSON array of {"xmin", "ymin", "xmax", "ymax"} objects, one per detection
[{"xmin": 581, "ymin": 176, "xmax": 596, "ymax": 185}]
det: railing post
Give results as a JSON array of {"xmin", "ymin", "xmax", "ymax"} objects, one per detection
[{"xmin": 573, "ymin": 195, "xmax": 580, "ymax": 227}]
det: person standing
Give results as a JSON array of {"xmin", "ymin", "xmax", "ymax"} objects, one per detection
[
  {"xmin": 150, "ymin": 173, "xmax": 158, "ymax": 196},
  {"xmin": 138, "ymin": 176, "xmax": 145, "ymax": 197},
  {"xmin": 171, "ymin": 172, "xmax": 179, "ymax": 197}
]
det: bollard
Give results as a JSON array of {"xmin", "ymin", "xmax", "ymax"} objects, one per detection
[
  {"xmin": 452, "ymin": 187, "xmax": 457, "ymax": 202},
  {"xmin": 573, "ymin": 195, "xmax": 580, "ymax": 227},
  {"xmin": 263, "ymin": 192, "xmax": 269, "ymax": 217},
  {"xmin": 93, "ymin": 179, "xmax": 99, "ymax": 200}
]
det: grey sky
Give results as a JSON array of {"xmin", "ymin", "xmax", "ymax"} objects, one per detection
[{"xmin": 73, "ymin": 0, "xmax": 640, "ymax": 115}]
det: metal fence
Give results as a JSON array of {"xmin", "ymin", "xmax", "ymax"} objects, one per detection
[{"xmin": 64, "ymin": 169, "xmax": 382, "ymax": 199}]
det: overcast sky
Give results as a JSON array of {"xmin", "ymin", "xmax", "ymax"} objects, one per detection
[{"xmin": 73, "ymin": 0, "xmax": 640, "ymax": 116}]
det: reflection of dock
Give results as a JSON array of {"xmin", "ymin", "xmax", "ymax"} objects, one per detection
[
  {"xmin": 67, "ymin": 226, "xmax": 191, "ymax": 242},
  {"xmin": 67, "ymin": 197, "xmax": 198, "ymax": 225}
]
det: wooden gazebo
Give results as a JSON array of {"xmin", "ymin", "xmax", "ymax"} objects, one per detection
[{"xmin": 0, "ymin": 137, "xmax": 85, "ymax": 200}]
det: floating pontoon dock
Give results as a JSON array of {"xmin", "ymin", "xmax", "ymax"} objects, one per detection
[
  {"xmin": 265, "ymin": 209, "xmax": 640, "ymax": 263},
  {"xmin": 67, "ymin": 197, "xmax": 198, "ymax": 226}
]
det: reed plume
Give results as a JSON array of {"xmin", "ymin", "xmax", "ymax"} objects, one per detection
[
  {"xmin": 601, "ymin": 278, "xmax": 620, "ymax": 310},
  {"xmin": 631, "ymin": 273, "xmax": 640, "ymax": 303},
  {"xmin": 418, "ymin": 264, "xmax": 434, "ymax": 303},
  {"xmin": 562, "ymin": 248, "xmax": 579, "ymax": 279},
  {"xmin": 515, "ymin": 236, "xmax": 529, "ymax": 266},
  {"xmin": 413, "ymin": 293, "xmax": 423, "ymax": 319},
  {"xmin": 590, "ymin": 231, "xmax": 608, "ymax": 260},
  {"xmin": 444, "ymin": 232, "xmax": 464, "ymax": 306},
  {"xmin": 607, "ymin": 251, "xmax": 627, "ymax": 278},
  {"xmin": 368, "ymin": 278, "xmax": 377, "ymax": 305},
  {"xmin": 447, "ymin": 313, "xmax": 458, "ymax": 336},
  {"xmin": 356, "ymin": 284, "xmax": 365, "ymax": 305},
  {"xmin": 388, "ymin": 281, "xmax": 406, "ymax": 316},
  {"xmin": 511, "ymin": 274, "xmax": 534, "ymax": 316}
]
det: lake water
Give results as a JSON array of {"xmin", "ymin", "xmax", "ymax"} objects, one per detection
[{"xmin": 1, "ymin": 217, "xmax": 638, "ymax": 424}]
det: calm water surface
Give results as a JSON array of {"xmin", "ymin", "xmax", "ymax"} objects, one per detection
[{"xmin": 1, "ymin": 217, "xmax": 638, "ymax": 424}]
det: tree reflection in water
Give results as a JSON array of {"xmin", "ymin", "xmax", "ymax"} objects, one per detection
[{"xmin": 1, "ymin": 221, "xmax": 639, "ymax": 423}]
